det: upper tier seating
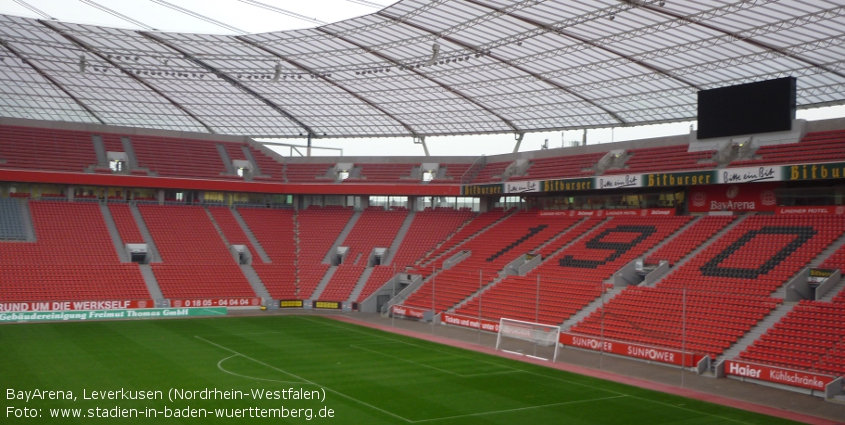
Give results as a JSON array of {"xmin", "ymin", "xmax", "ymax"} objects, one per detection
[
  {"xmin": 295, "ymin": 206, "xmax": 354, "ymax": 298},
  {"xmin": 0, "ymin": 125, "xmax": 297, "ymax": 181},
  {"xmin": 645, "ymin": 216, "xmax": 736, "ymax": 265},
  {"xmin": 0, "ymin": 125, "xmax": 97, "ymax": 172},
  {"xmin": 284, "ymin": 163, "xmax": 335, "ymax": 182},
  {"xmin": 108, "ymin": 203, "xmax": 145, "ymax": 244},
  {"xmin": 0, "ymin": 198, "xmax": 26, "ymax": 240},
  {"xmin": 605, "ymin": 145, "xmax": 717, "ymax": 174},
  {"xmin": 731, "ymin": 130, "xmax": 845, "ymax": 167},
  {"xmin": 246, "ymin": 146, "xmax": 285, "ymax": 181},
  {"xmin": 319, "ymin": 207, "xmax": 408, "ymax": 301},
  {"xmin": 345, "ymin": 163, "xmax": 418, "ymax": 183},
  {"xmin": 570, "ymin": 215, "xmax": 845, "ymax": 359},
  {"xmin": 429, "ymin": 163, "xmax": 473, "ymax": 184},
  {"xmin": 404, "ymin": 210, "xmax": 605, "ymax": 312},
  {"xmin": 138, "ymin": 205, "xmax": 255, "ymax": 299},
  {"xmin": 470, "ymin": 161, "xmax": 511, "ymax": 183},
  {"xmin": 0, "ymin": 201, "xmax": 149, "ymax": 302},
  {"xmin": 355, "ymin": 208, "xmax": 475, "ymax": 302},
  {"xmin": 100, "ymin": 133, "xmax": 125, "ymax": 152},
  {"xmin": 509, "ymin": 152, "xmax": 605, "ymax": 181},
  {"xmin": 132, "ymin": 136, "xmax": 229, "ymax": 179}
]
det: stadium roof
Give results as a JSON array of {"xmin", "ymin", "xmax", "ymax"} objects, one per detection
[{"xmin": 0, "ymin": 0, "xmax": 843, "ymax": 139}]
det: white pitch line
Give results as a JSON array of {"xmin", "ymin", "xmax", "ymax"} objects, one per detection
[
  {"xmin": 626, "ymin": 395, "xmax": 759, "ymax": 425},
  {"xmin": 409, "ymin": 395, "xmax": 629, "ymax": 423},
  {"xmin": 195, "ymin": 335, "xmax": 413, "ymax": 423},
  {"xmin": 231, "ymin": 317, "xmax": 769, "ymax": 424},
  {"xmin": 300, "ymin": 316, "xmax": 627, "ymax": 398},
  {"xmin": 349, "ymin": 344, "xmax": 519, "ymax": 379},
  {"xmin": 217, "ymin": 354, "xmax": 309, "ymax": 386},
  {"xmin": 350, "ymin": 344, "xmax": 464, "ymax": 376},
  {"xmin": 297, "ymin": 316, "xmax": 521, "ymax": 373}
]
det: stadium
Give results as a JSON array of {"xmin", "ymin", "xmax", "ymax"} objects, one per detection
[{"xmin": 2, "ymin": 0, "xmax": 845, "ymax": 423}]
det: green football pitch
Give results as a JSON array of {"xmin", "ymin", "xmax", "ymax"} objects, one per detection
[{"xmin": 0, "ymin": 315, "xmax": 802, "ymax": 424}]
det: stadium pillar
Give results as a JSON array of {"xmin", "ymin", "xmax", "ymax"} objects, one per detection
[
  {"xmin": 512, "ymin": 132, "xmax": 525, "ymax": 153},
  {"xmin": 414, "ymin": 137, "xmax": 430, "ymax": 156},
  {"xmin": 307, "ymin": 133, "xmax": 312, "ymax": 157}
]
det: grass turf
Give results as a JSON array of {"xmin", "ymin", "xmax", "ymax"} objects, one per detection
[{"xmin": 0, "ymin": 315, "xmax": 803, "ymax": 424}]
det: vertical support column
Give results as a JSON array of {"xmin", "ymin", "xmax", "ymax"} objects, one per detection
[
  {"xmin": 512, "ymin": 132, "xmax": 525, "ymax": 153},
  {"xmin": 414, "ymin": 137, "xmax": 430, "ymax": 156},
  {"xmin": 307, "ymin": 133, "xmax": 312, "ymax": 157}
]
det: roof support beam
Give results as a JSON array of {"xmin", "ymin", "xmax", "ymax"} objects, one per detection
[
  {"xmin": 316, "ymin": 27, "xmax": 522, "ymax": 134},
  {"xmin": 381, "ymin": 10, "xmax": 629, "ymax": 126},
  {"xmin": 235, "ymin": 36, "xmax": 420, "ymax": 138},
  {"xmin": 633, "ymin": 1, "xmax": 845, "ymax": 82},
  {"xmin": 463, "ymin": 0, "xmax": 703, "ymax": 120},
  {"xmin": 140, "ymin": 32, "xmax": 315, "ymax": 137},
  {"xmin": 0, "ymin": 36, "xmax": 105, "ymax": 125},
  {"xmin": 38, "ymin": 20, "xmax": 216, "ymax": 134}
]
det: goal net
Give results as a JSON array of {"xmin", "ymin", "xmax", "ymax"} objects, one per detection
[{"xmin": 495, "ymin": 318, "xmax": 560, "ymax": 362}]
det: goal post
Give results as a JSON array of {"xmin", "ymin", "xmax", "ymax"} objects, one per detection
[{"xmin": 495, "ymin": 318, "xmax": 561, "ymax": 362}]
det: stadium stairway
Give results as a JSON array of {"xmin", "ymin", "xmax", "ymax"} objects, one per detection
[
  {"xmin": 240, "ymin": 264, "xmax": 271, "ymax": 301},
  {"xmin": 381, "ymin": 210, "xmax": 416, "ymax": 265},
  {"xmin": 639, "ymin": 216, "xmax": 703, "ymax": 262},
  {"xmin": 808, "ymin": 231, "xmax": 845, "ymax": 269},
  {"xmin": 818, "ymin": 279, "xmax": 845, "ymax": 302},
  {"xmin": 767, "ymin": 231, "xmax": 845, "ymax": 299},
  {"xmin": 323, "ymin": 210, "xmax": 362, "ymax": 264},
  {"xmin": 717, "ymin": 302, "xmax": 796, "ymax": 362},
  {"xmin": 129, "ymin": 204, "xmax": 161, "ymax": 262},
  {"xmin": 452, "ymin": 217, "xmax": 610, "ymax": 324},
  {"xmin": 347, "ymin": 267, "xmax": 376, "ymax": 301},
  {"xmin": 643, "ymin": 215, "xmax": 748, "ymax": 287},
  {"xmin": 309, "ymin": 267, "xmax": 338, "ymax": 300},
  {"xmin": 137, "ymin": 264, "xmax": 165, "ymax": 302},
  {"xmin": 204, "ymin": 207, "xmax": 271, "ymax": 300},
  {"xmin": 447, "ymin": 273, "xmax": 507, "ymax": 313},
  {"xmin": 561, "ymin": 287, "xmax": 625, "ymax": 330},
  {"xmin": 100, "ymin": 203, "xmax": 131, "ymax": 263},
  {"xmin": 415, "ymin": 208, "xmax": 516, "ymax": 272},
  {"xmin": 230, "ymin": 208, "xmax": 271, "ymax": 263},
  {"xmin": 18, "ymin": 199, "xmax": 36, "ymax": 242}
]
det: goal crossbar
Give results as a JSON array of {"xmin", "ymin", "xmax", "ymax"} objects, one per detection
[{"xmin": 495, "ymin": 318, "xmax": 560, "ymax": 361}]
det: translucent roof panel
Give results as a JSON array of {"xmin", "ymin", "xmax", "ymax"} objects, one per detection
[{"xmin": 0, "ymin": 0, "xmax": 843, "ymax": 137}]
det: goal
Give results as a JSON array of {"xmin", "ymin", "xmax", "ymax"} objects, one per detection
[{"xmin": 495, "ymin": 318, "xmax": 561, "ymax": 362}]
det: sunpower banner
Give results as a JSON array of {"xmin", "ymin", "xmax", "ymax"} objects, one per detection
[
  {"xmin": 441, "ymin": 312, "xmax": 500, "ymax": 333},
  {"xmin": 170, "ymin": 298, "xmax": 262, "ymax": 308},
  {"xmin": 559, "ymin": 332, "xmax": 698, "ymax": 367},
  {"xmin": 0, "ymin": 300, "xmax": 154, "ymax": 312},
  {"xmin": 0, "ymin": 307, "xmax": 227, "ymax": 323},
  {"xmin": 724, "ymin": 360, "xmax": 836, "ymax": 391}
]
